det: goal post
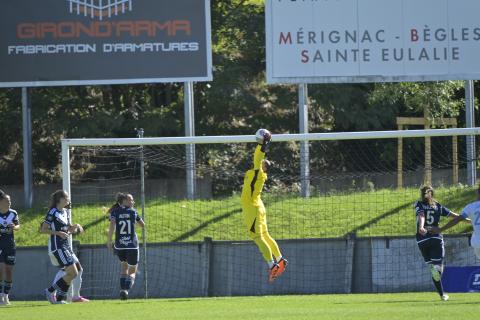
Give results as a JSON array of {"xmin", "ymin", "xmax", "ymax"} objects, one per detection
[
  {"xmin": 60, "ymin": 127, "xmax": 480, "ymax": 298},
  {"xmin": 61, "ymin": 126, "xmax": 480, "ymax": 196},
  {"xmin": 62, "ymin": 127, "xmax": 480, "ymax": 148}
]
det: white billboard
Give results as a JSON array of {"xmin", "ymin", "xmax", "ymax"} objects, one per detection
[{"xmin": 266, "ymin": 0, "xmax": 480, "ymax": 84}]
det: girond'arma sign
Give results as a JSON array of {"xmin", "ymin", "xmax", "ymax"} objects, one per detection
[
  {"xmin": 0, "ymin": 0, "xmax": 212, "ymax": 87},
  {"xmin": 266, "ymin": 0, "xmax": 480, "ymax": 84}
]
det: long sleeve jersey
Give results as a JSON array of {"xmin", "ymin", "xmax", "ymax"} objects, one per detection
[{"xmin": 241, "ymin": 145, "xmax": 267, "ymax": 208}]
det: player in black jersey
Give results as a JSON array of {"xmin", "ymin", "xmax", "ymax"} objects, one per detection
[
  {"xmin": 0, "ymin": 190, "xmax": 20, "ymax": 306},
  {"xmin": 414, "ymin": 185, "xmax": 465, "ymax": 301},
  {"xmin": 40, "ymin": 190, "xmax": 85, "ymax": 304},
  {"xmin": 107, "ymin": 193, "xmax": 145, "ymax": 300},
  {"xmin": 44, "ymin": 200, "xmax": 90, "ymax": 303}
]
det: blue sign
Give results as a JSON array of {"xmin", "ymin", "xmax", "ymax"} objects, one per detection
[{"xmin": 443, "ymin": 266, "xmax": 480, "ymax": 292}]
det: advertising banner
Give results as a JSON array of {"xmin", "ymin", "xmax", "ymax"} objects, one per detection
[
  {"xmin": 0, "ymin": 0, "xmax": 212, "ymax": 87},
  {"xmin": 266, "ymin": 0, "xmax": 480, "ymax": 83}
]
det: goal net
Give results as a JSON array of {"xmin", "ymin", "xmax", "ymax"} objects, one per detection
[{"xmin": 61, "ymin": 128, "xmax": 480, "ymax": 298}]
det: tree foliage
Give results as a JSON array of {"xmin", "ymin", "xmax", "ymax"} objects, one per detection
[{"xmin": 0, "ymin": 1, "xmax": 472, "ymax": 187}]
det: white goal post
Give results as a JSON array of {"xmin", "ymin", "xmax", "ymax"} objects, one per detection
[
  {"xmin": 59, "ymin": 127, "xmax": 479, "ymax": 298},
  {"xmin": 62, "ymin": 127, "xmax": 480, "ymax": 195}
]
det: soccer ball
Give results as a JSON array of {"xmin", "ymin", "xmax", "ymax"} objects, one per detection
[{"xmin": 255, "ymin": 128, "xmax": 271, "ymax": 144}]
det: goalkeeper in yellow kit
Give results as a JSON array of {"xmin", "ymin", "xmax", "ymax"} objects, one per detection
[{"xmin": 241, "ymin": 129, "xmax": 287, "ymax": 282}]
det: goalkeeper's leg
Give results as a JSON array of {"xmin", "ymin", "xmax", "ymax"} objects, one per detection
[
  {"xmin": 244, "ymin": 207, "xmax": 275, "ymax": 267},
  {"xmin": 263, "ymin": 231, "xmax": 287, "ymax": 277},
  {"xmin": 251, "ymin": 234, "xmax": 281, "ymax": 283},
  {"xmin": 246, "ymin": 208, "xmax": 284, "ymax": 282},
  {"xmin": 257, "ymin": 209, "xmax": 285, "ymax": 267},
  {"xmin": 263, "ymin": 231, "xmax": 282, "ymax": 262},
  {"xmin": 252, "ymin": 235, "xmax": 274, "ymax": 265}
]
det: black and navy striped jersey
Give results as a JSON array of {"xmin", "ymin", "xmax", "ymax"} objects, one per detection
[
  {"xmin": 0, "ymin": 209, "xmax": 19, "ymax": 248},
  {"xmin": 414, "ymin": 200, "xmax": 452, "ymax": 243},
  {"xmin": 44, "ymin": 207, "xmax": 70, "ymax": 251},
  {"xmin": 110, "ymin": 206, "xmax": 141, "ymax": 249}
]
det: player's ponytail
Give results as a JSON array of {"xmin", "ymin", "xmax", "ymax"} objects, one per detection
[
  {"xmin": 108, "ymin": 192, "xmax": 127, "ymax": 213},
  {"xmin": 420, "ymin": 185, "xmax": 435, "ymax": 206}
]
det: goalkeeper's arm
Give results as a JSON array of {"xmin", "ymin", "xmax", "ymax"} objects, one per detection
[{"xmin": 253, "ymin": 129, "xmax": 271, "ymax": 170}]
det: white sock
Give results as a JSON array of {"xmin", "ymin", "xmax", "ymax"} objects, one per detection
[
  {"xmin": 53, "ymin": 269, "xmax": 66, "ymax": 286},
  {"xmin": 267, "ymin": 260, "xmax": 275, "ymax": 268},
  {"xmin": 72, "ymin": 269, "xmax": 83, "ymax": 298}
]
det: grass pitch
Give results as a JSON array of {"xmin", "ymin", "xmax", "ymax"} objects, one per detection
[
  {"xmin": 16, "ymin": 186, "xmax": 475, "ymax": 247},
  {"xmin": 3, "ymin": 293, "xmax": 479, "ymax": 320}
]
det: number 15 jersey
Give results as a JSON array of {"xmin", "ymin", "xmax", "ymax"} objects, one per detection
[
  {"xmin": 414, "ymin": 200, "xmax": 452, "ymax": 243},
  {"xmin": 110, "ymin": 206, "xmax": 141, "ymax": 250}
]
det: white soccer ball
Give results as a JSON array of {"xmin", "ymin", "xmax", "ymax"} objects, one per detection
[{"xmin": 255, "ymin": 128, "xmax": 271, "ymax": 144}]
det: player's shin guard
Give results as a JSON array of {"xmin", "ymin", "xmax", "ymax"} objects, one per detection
[
  {"xmin": 125, "ymin": 275, "xmax": 134, "ymax": 290},
  {"xmin": 3, "ymin": 281, "xmax": 12, "ymax": 295},
  {"xmin": 120, "ymin": 275, "xmax": 127, "ymax": 290},
  {"xmin": 432, "ymin": 277, "xmax": 444, "ymax": 297},
  {"xmin": 53, "ymin": 278, "xmax": 70, "ymax": 302},
  {"xmin": 125, "ymin": 275, "xmax": 133, "ymax": 290},
  {"xmin": 53, "ymin": 269, "xmax": 66, "ymax": 284},
  {"xmin": 431, "ymin": 265, "xmax": 444, "ymax": 296}
]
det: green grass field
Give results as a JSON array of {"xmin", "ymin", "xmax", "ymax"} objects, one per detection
[
  {"xmin": 15, "ymin": 186, "xmax": 476, "ymax": 247},
  {"xmin": 3, "ymin": 293, "xmax": 479, "ymax": 320}
]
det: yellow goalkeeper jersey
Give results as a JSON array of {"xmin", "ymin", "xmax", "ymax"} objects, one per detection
[{"xmin": 241, "ymin": 145, "xmax": 267, "ymax": 208}]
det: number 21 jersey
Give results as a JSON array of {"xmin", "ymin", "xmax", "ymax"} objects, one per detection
[{"xmin": 110, "ymin": 206, "xmax": 141, "ymax": 250}]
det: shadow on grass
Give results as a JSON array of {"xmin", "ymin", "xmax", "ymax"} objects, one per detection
[
  {"xmin": 345, "ymin": 203, "xmax": 412, "ymax": 237},
  {"xmin": 6, "ymin": 302, "xmax": 51, "ymax": 308},
  {"xmin": 82, "ymin": 214, "xmax": 108, "ymax": 231},
  {"xmin": 171, "ymin": 208, "xmax": 242, "ymax": 242},
  {"xmin": 169, "ymin": 194, "xmax": 290, "ymax": 242}
]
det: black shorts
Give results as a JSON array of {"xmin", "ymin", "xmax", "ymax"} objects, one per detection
[
  {"xmin": 418, "ymin": 238, "xmax": 445, "ymax": 265},
  {"xmin": 115, "ymin": 248, "xmax": 139, "ymax": 266},
  {"xmin": 0, "ymin": 247, "xmax": 16, "ymax": 265},
  {"xmin": 51, "ymin": 246, "xmax": 76, "ymax": 268}
]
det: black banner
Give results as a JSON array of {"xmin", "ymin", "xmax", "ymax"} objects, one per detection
[{"xmin": 0, "ymin": 0, "xmax": 212, "ymax": 87}]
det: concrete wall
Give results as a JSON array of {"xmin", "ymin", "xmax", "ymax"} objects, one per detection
[
  {"xmin": 10, "ymin": 247, "xmax": 61, "ymax": 300},
  {"xmin": 9, "ymin": 235, "xmax": 480, "ymax": 301}
]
